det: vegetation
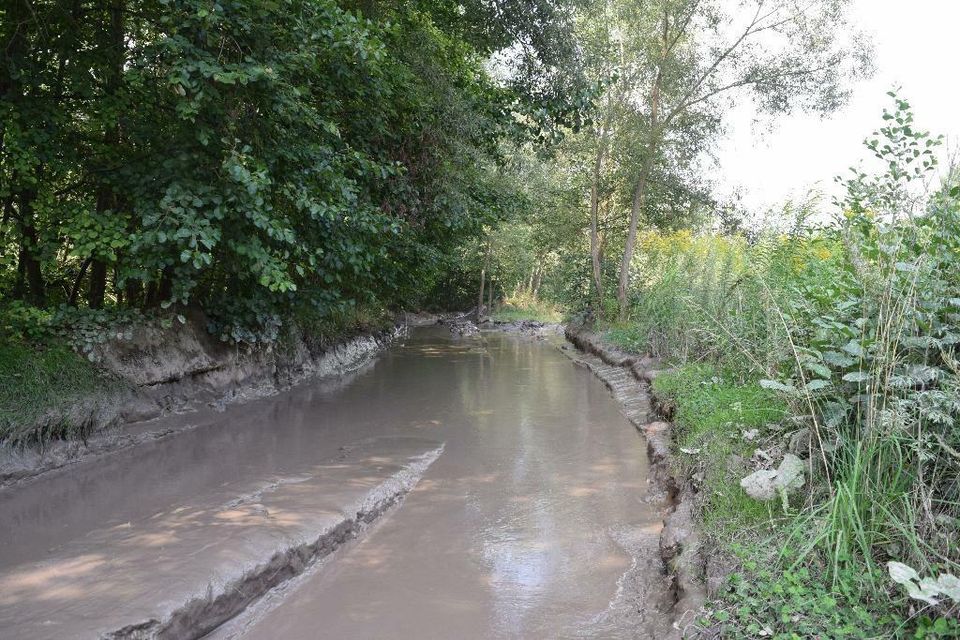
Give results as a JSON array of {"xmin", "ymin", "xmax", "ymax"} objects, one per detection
[
  {"xmin": 0, "ymin": 339, "xmax": 123, "ymax": 445},
  {"xmin": 592, "ymin": 97, "xmax": 960, "ymax": 634},
  {"xmin": 3, "ymin": 0, "xmax": 958, "ymax": 634},
  {"xmin": 490, "ymin": 290, "xmax": 564, "ymax": 324},
  {"xmin": 0, "ymin": 0, "xmax": 586, "ymax": 339},
  {"xmin": 0, "ymin": 0, "xmax": 586, "ymax": 442}
]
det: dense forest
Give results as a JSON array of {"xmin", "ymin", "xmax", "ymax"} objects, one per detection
[{"xmin": 3, "ymin": 0, "xmax": 960, "ymax": 636}]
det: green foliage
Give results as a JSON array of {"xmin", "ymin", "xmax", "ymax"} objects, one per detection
[
  {"xmin": 0, "ymin": 302, "xmax": 53, "ymax": 343},
  {"xmin": 706, "ymin": 559, "xmax": 905, "ymax": 639},
  {"xmin": 491, "ymin": 290, "xmax": 564, "ymax": 324},
  {"xmin": 653, "ymin": 364, "xmax": 788, "ymax": 529},
  {"xmin": 607, "ymin": 95, "xmax": 960, "ymax": 627},
  {"xmin": 1, "ymin": 0, "xmax": 587, "ymax": 340}
]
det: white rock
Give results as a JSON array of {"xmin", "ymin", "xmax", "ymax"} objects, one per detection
[{"xmin": 740, "ymin": 454, "xmax": 805, "ymax": 501}]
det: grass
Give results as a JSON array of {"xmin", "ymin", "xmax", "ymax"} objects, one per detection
[
  {"xmin": 652, "ymin": 364, "xmax": 788, "ymax": 532},
  {"xmin": 650, "ymin": 363, "xmax": 960, "ymax": 637},
  {"xmin": 290, "ymin": 304, "xmax": 396, "ymax": 352},
  {"xmin": 490, "ymin": 292, "xmax": 564, "ymax": 323},
  {"xmin": 603, "ymin": 323, "xmax": 648, "ymax": 353},
  {"xmin": 0, "ymin": 339, "xmax": 123, "ymax": 446},
  {"xmin": 701, "ymin": 555, "xmax": 909, "ymax": 639}
]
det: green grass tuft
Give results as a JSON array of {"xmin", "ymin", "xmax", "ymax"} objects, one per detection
[
  {"xmin": 653, "ymin": 364, "xmax": 788, "ymax": 531},
  {"xmin": 0, "ymin": 340, "xmax": 122, "ymax": 446}
]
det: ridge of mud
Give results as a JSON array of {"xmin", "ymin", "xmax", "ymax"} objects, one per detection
[
  {"xmin": 0, "ymin": 441, "xmax": 444, "ymax": 640},
  {"xmin": 0, "ymin": 324, "xmax": 406, "ymax": 489},
  {"xmin": 562, "ymin": 326, "xmax": 706, "ymax": 637},
  {"xmin": 134, "ymin": 445, "xmax": 443, "ymax": 640}
]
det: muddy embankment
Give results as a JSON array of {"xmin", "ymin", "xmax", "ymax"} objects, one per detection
[
  {"xmin": 1, "ymin": 313, "xmax": 407, "ymax": 487},
  {"xmin": 562, "ymin": 326, "xmax": 706, "ymax": 635}
]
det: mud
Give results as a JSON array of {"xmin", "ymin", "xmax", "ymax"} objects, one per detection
[
  {"xmin": 562, "ymin": 326, "xmax": 707, "ymax": 634},
  {"xmin": 0, "ymin": 325, "xmax": 680, "ymax": 639},
  {"xmin": 0, "ymin": 437, "xmax": 441, "ymax": 640},
  {"xmin": 0, "ymin": 319, "xmax": 404, "ymax": 488}
]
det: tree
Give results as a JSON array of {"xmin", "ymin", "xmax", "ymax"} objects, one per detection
[{"xmin": 589, "ymin": 0, "xmax": 872, "ymax": 318}]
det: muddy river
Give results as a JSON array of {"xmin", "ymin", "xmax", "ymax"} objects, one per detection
[{"xmin": 0, "ymin": 327, "xmax": 671, "ymax": 639}]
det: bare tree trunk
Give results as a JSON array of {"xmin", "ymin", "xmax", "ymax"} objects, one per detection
[
  {"xmin": 476, "ymin": 237, "xmax": 491, "ymax": 320},
  {"xmin": 590, "ymin": 99, "xmax": 615, "ymax": 317},
  {"xmin": 618, "ymin": 166, "xmax": 650, "ymax": 320},
  {"xmin": 617, "ymin": 12, "xmax": 667, "ymax": 321}
]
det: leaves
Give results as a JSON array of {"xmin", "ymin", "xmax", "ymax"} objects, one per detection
[{"xmin": 888, "ymin": 561, "xmax": 960, "ymax": 606}]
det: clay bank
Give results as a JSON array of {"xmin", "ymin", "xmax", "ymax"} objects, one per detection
[{"xmin": 0, "ymin": 325, "xmax": 690, "ymax": 639}]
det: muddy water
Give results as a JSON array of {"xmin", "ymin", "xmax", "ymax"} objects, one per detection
[{"xmin": 0, "ymin": 327, "xmax": 670, "ymax": 639}]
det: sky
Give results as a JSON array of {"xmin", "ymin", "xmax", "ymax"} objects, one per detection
[{"xmin": 713, "ymin": 0, "xmax": 960, "ymax": 216}]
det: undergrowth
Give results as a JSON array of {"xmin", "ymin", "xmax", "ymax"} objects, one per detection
[
  {"xmin": 653, "ymin": 364, "xmax": 788, "ymax": 533},
  {"xmin": 613, "ymin": 99, "xmax": 960, "ymax": 636},
  {"xmin": 492, "ymin": 290, "xmax": 564, "ymax": 323},
  {"xmin": 0, "ymin": 339, "xmax": 123, "ymax": 446}
]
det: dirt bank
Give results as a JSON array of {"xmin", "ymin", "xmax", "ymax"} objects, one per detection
[
  {"xmin": 562, "ymin": 325, "xmax": 706, "ymax": 635},
  {"xmin": 1, "ymin": 314, "xmax": 405, "ymax": 488}
]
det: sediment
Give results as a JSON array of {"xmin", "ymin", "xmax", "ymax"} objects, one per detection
[
  {"xmin": 561, "ymin": 326, "xmax": 706, "ymax": 636},
  {"xmin": 0, "ymin": 438, "xmax": 444, "ymax": 640},
  {"xmin": 0, "ymin": 316, "xmax": 406, "ymax": 488}
]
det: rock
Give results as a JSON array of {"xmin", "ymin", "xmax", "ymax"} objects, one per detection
[
  {"xmin": 740, "ymin": 453, "xmax": 805, "ymax": 501},
  {"xmin": 740, "ymin": 469, "xmax": 779, "ymax": 501}
]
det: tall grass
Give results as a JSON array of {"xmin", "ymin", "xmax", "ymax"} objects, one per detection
[
  {"xmin": 492, "ymin": 288, "xmax": 564, "ymax": 323},
  {"xmin": 610, "ymin": 175, "xmax": 960, "ymax": 617}
]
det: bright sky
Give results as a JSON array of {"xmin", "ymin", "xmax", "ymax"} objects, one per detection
[{"xmin": 714, "ymin": 0, "xmax": 960, "ymax": 216}]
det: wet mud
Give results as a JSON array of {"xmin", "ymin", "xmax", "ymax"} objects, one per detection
[{"xmin": 0, "ymin": 326, "xmax": 679, "ymax": 639}]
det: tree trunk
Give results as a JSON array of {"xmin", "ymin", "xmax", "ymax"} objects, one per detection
[
  {"xmin": 68, "ymin": 258, "xmax": 94, "ymax": 306},
  {"xmin": 476, "ymin": 237, "xmax": 491, "ymax": 320},
  {"xmin": 157, "ymin": 267, "xmax": 174, "ymax": 304},
  {"xmin": 3, "ymin": 2, "xmax": 46, "ymax": 307},
  {"xmin": 590, "ymin": 97, "xmax": 615, "ymax": 317},
  {"xmin": 617, "ymin": 170, "xmax": 649, "ymax": 320},
  {"xmin": 17, "ymin": 192, "xmax": 47, "ymax": 307},
  {"xmin": 617, "ymin": 10, "xmax": 670, "ymax": 321},
  {"xmin": 617, "ymin": 91, "xmax": 663, "ymax": 320},
  {"xmin": 88, "ymin": 260, "xmax": 108, "ymax": 308},
  {"xmin": 88, "ymin": 0, "xmax": 125, "ymax": 309},
  {"xmin": 124, "ymin": 278, "xmax": 142, "ymax": 308}
]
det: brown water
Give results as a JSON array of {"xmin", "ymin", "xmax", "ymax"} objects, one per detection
[{"xmin": 0, "ymin": 327, "xmax": 670, "ymax": 639}]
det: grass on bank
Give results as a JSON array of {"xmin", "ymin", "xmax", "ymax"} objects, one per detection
[
  {"xmin": 490, "ymin": 291, "xmax": 564, "ymax": 323},
  {"xmin": 649, "ymin": 363, "xmax": 955, "ymax": 638},
  {"xmin": 652, "ymin": 364, "xmax": 788, "ymax": 532},
  {"xmin": 0, "ymin": 339, "xmax": 123, "ymax": 447},
  {"xmin": 0, "ymin": 301, "xmax": 394, "ymax": 448}
]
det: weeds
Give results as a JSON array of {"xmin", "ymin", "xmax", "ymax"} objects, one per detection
[
  {"xmin": 491, "ymin": 289, "xmax": 564, "ymax": 323},
  {"xmin": 611, "ymin": 96, "xmax": 960, "ymax": 634}
]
